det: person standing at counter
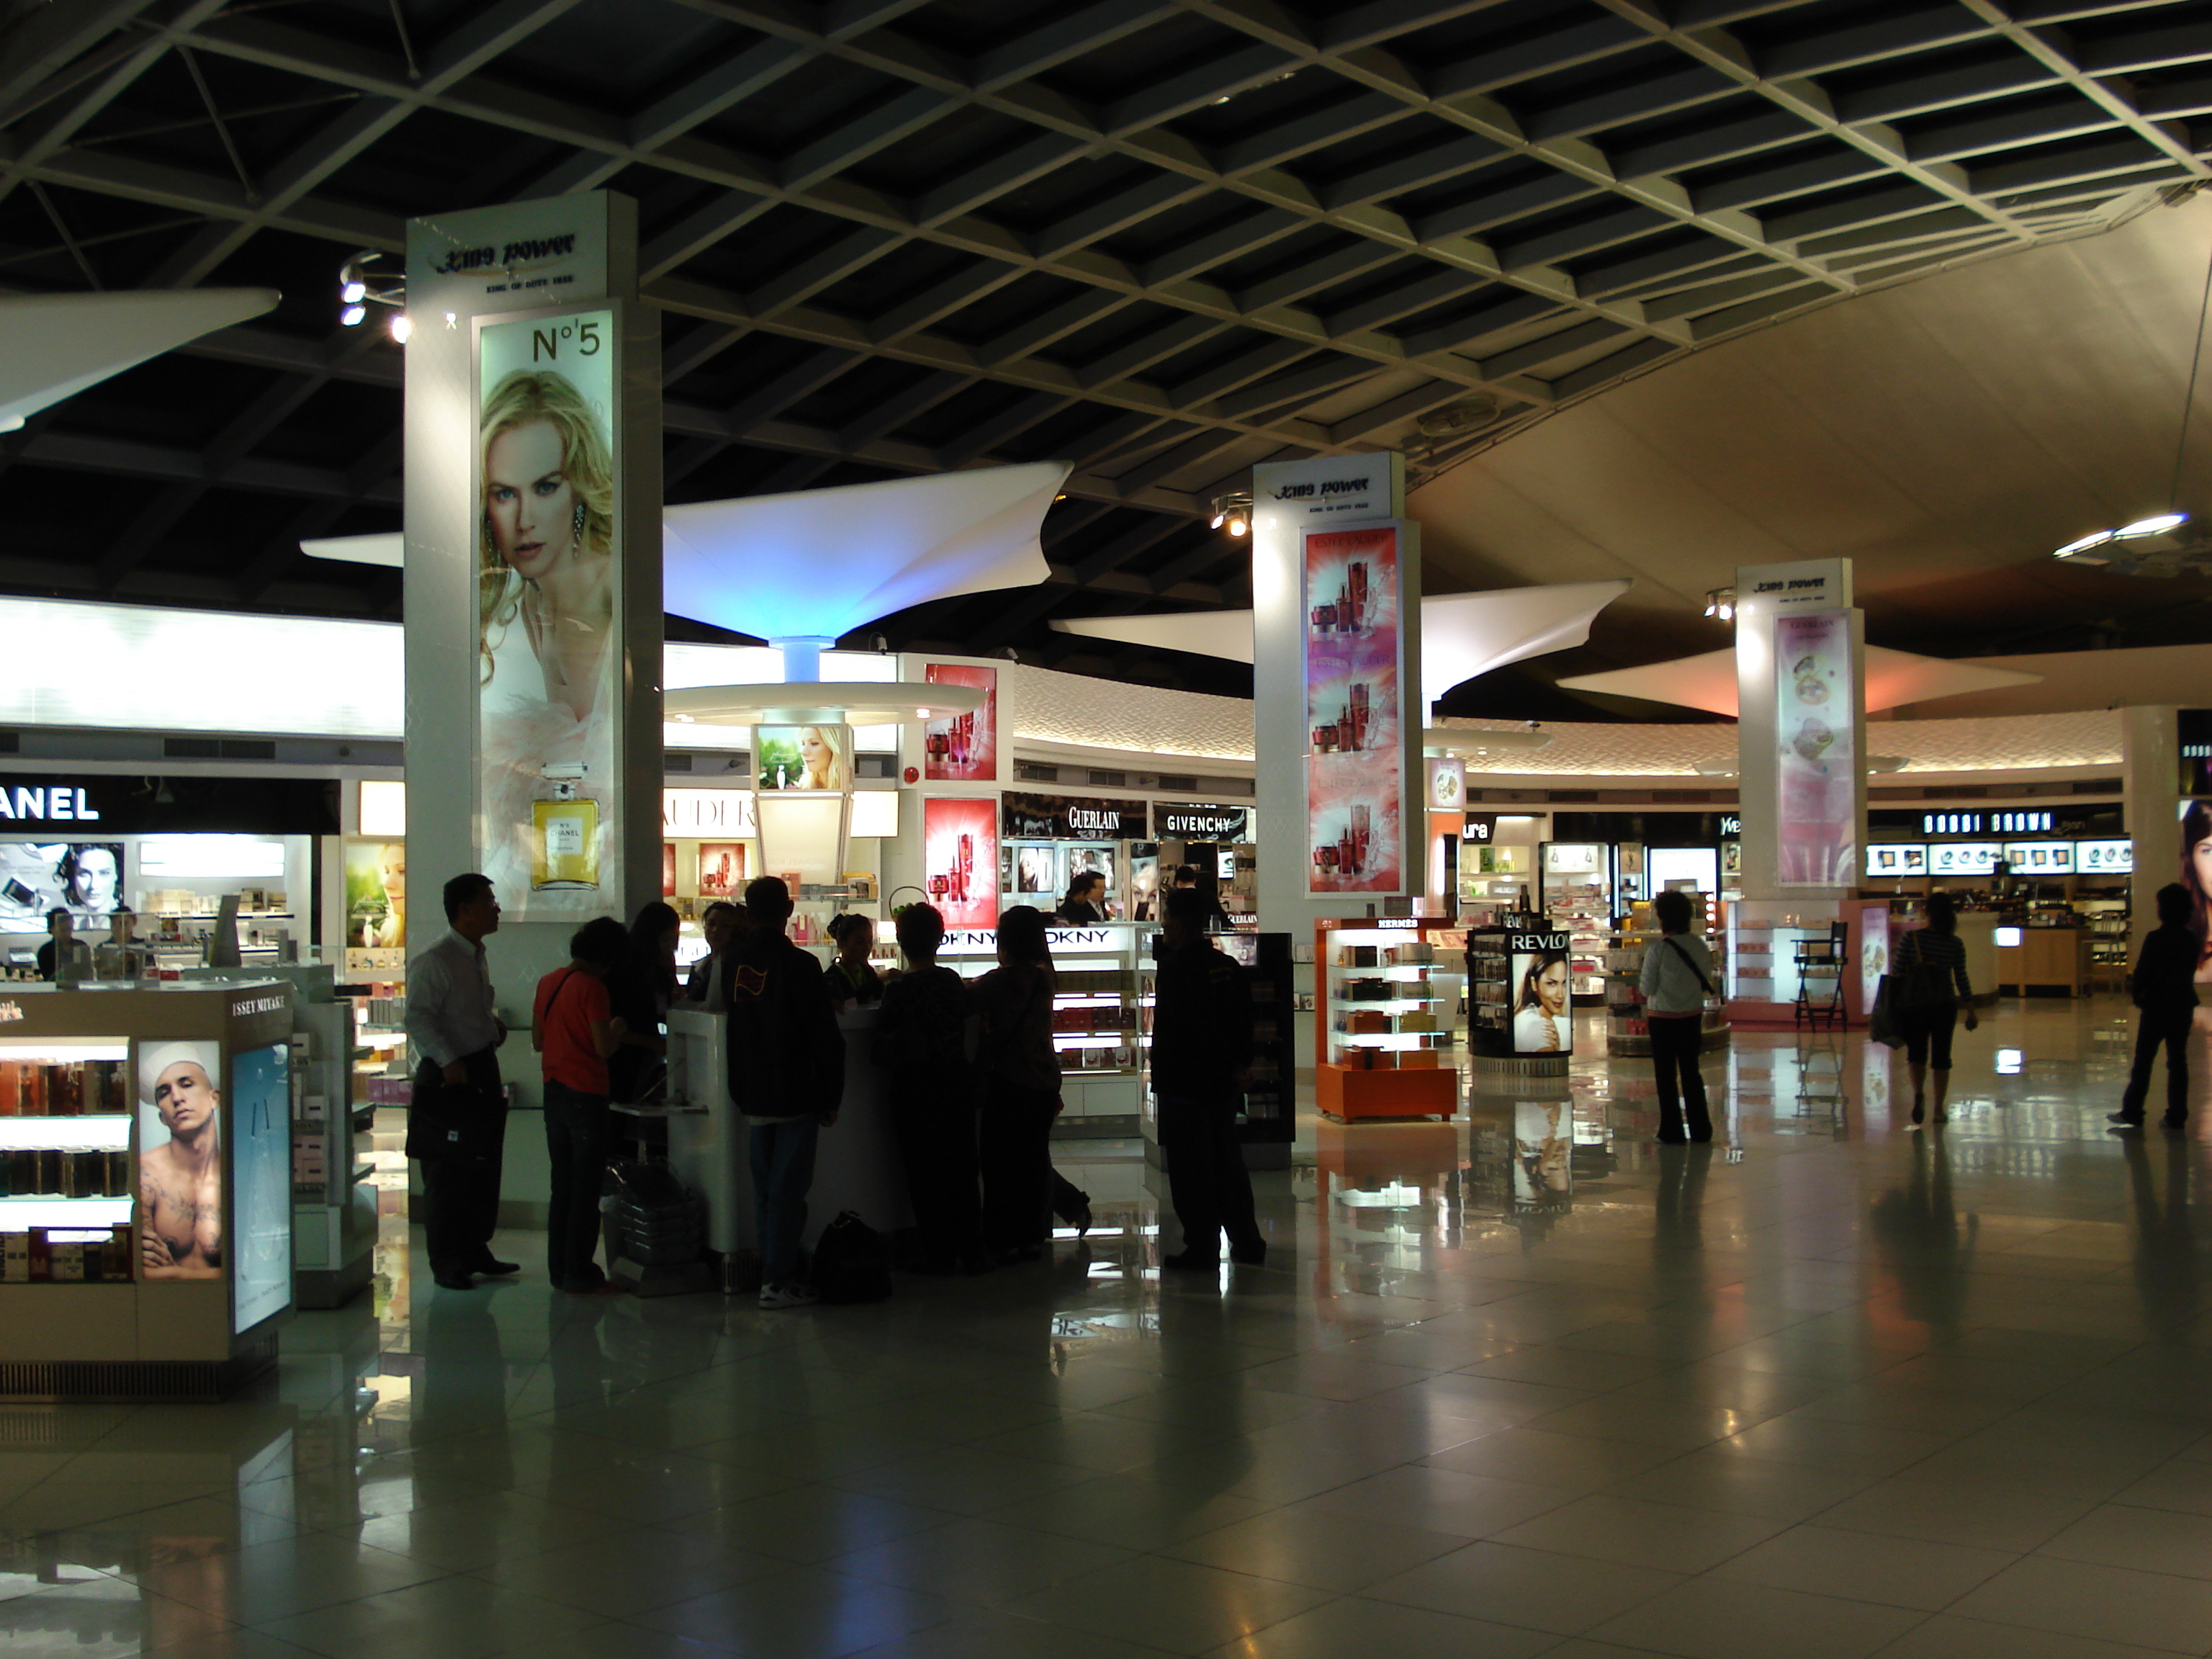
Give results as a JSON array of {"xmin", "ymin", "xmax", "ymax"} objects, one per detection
[
  {"xmin": 681, "ymin": 901, "xmax": 744, "ymax": 1008},
  {"xmin": 1154, "ymin": 888, "xmax": 1264, "ymax": 1269},
  {"xmin": 974, "ymin": 905, "xmax": 1062, "ymax": 1264},
  {"xmin": 532, "ymin": 917, "xmax": 629, "ymax": 1293},
  {"xmin": 405, "ymin": 874, "xmax": 516, "ymax": 1291},
  {"xmin": 35, "ymin": 909, "xmax": 91, "ymax": 981},
  {"xmin": 606, "ymin": 902, "xmax": 677, "ymax": 1102},
  {"xmin": 1638, "ymin": 888, "xmax": 1715, "ymax": 1146},
  {"xmin": 1055, "ymin": 873, "xmax": 1106, "ymax": 925},
  {"xmin": 2111, "ymin": 883, "xmax": 2200, "ymax": 1131},
  {"xmin": 873, "ymin": 903, "xmax": 988, "ymax": 1274},
  {"xmin": 826, "ymin": 913, "xmax": 886, "ymax": 1007},
  {"xmin": 724, "ymin": 876, "xmax": 842, "ymax": 1310}
]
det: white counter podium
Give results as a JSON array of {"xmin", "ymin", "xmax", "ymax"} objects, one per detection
[{"xmin": 663, "ymin": 1004, "xmax": 912, "ymax": 1285}]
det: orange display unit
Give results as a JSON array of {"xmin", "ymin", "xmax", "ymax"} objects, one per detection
[{"xmin": 1313, "ymin": 918, "xmax": 1462, "ymax": 1122}]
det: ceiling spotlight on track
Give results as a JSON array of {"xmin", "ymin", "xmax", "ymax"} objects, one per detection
[
  {"xmin": 337, "ymin": 249, "xmax": 405, "ymax": 336},
  {"xmin": 1703, "ymin": 586, "xmax": 1735, "ymax": 621},
  {"xmin": 1209, "ymin": 492, "xmax": 1252, "ymax": 536}
]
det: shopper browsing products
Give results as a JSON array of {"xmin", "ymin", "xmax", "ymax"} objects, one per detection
[
  {"xmin": 1638, "ymin": 889, "xmax": 1716, "ymax": 1145},
  {"xmin": 680, "ymin": 899, "xmax": 747, "ymax": 1009},
  {"xmin": 532, "ymin": 917, "xmax": 629, "ymax": 1292},
  {"xmin": 873, "ymin": 903, "xmax": 989, "ymax": 1274},
  {"xmin": 974, "ymin": 906, "xmax": 1064, "ymax": 1264},
  {"xmin": 1153, "ymin": 888, "xmax": 1264, "ymax": 1269},
  {"xmin": 723, "ymin": 876, "xmax": 842, "ymax": 1309},
  {"xmin": 606, "ymin": 902, "xmax": 677, "ymax": 1102},
  {"xmin": 1055, "ymin": 873, "xmax": 1107, "ymax": 925},
  {"xmin": 2110, "ymin": 882, "xmax": 2200, "ymax": 1131},
  {"xmin": 404, "ymin": 873, "xmax": 517, "ymax": 1290}
]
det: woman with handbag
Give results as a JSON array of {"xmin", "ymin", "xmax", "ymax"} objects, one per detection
[
  {"xmin": 1638, "ymin": 889, "xmax": 1717, "ymax": 1143},
  {"xmin": 1896, "ymin": 891, "xmax": 1977, "ymax": 1126}
]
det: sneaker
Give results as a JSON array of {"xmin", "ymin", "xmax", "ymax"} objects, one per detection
[{"xmin": 758, "ymin": 1282, "xmax": 819, "ymax": 1310}]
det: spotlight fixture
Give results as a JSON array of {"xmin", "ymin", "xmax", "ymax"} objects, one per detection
[
  {"xmin": 1703, "ymin": 586, "xmax": 1735, "ymax": 621},
  {"xmin": 1209, "ymin": 491, "xmax": 1253, "ymax": 536},
  {"xmin": 387, "ymin": 313, "xmax": 413, "ymax": 345},
  {"xmin": 336, "ymin": 248, "xmax": 405, "ymax": 336}
]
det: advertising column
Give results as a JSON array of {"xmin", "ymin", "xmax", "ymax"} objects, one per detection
[
  {"xmin": 404, "ymin": 193, "xmax": 662, "ymax": 1032},
  {"xmin": 892, "ymin": 653, "xmax": 1010, "ymax": 929},
  {"xmin": 1251, "ymin": 453, "xmax": 1416, "ymax": 932},
  {"xmin": 1734, "ymin": 559, "xmax": 1864, "ymax": 901}
]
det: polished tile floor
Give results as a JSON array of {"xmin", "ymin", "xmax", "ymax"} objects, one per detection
[{"xmin": 9, "ymin": 994, "xmax": 2212, "ymax": 1658}]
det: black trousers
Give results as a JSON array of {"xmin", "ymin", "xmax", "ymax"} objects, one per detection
[
  {"xmin": 1648, "ymin": 1016, "xmax": 1712, "ymax": 1142},
  {"xmin": 891, "ymin": 1084, "xmax": 985, "ymax": 1267},
  {"xmin": 980, "ymin": 1080, "xmax": 1058, "ymax": 1252},
  {"xmin": 2122, "ymin": 1008, "xmax": 2193, "ymax": 1122},
  {"xmin": 1158, "ymin": 1093, "xmax": 1260, "ymax": 1258},
  {"xmin": 543, "ymin": 1079, "xmax": 611, "ymax": 1287},
  {"xmin": 413, "ymin": 1048, "xmax": 505, "ymax": 1277}
]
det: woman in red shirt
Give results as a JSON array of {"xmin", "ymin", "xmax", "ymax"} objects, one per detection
[{"xmin": 533, "ymin": 917, "xmax": 629, "ymax": 1292}]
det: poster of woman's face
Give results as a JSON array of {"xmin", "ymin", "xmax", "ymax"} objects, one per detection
[
  {"xmin": 696, "ymin": 842, "xmax": 745, "ymax": 898},
  {"xmin": 344, "ymin": 841, "xmax": 405, "ymax": 950},
  {"xmin": 0, "ymin": 842, "xmax": 125, "ymax": 922},
  {"xmin": 756, "ymin": 724, "xmax": 850, "ymax": 792},
  {"xmin": 1015, "ymin": 846, "xmax": 1056, "ymax": 894},
  {"xmin": 475, "ymin": 309, "xmax": 621, "ymax": 920},
  {"xmin": 1510, "ymin": 946, "xmax": 1573, "ymax": 1056}
]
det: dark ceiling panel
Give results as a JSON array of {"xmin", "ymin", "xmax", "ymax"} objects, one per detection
[{"xmin": 0, "ymin": 0, "xmax": 2202, "ymax": 701}]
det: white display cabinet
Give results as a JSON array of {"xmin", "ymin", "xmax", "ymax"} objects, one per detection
[{"xmin": 0, "ymin": 982, "xmax": 295, "ymax": 1399}]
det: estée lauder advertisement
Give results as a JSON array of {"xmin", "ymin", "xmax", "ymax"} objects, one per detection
[
  {"xmin": 475, "ymin": 307, "xmax": 621, "ymax": 918},
  {"xmin": 1774, "ymin": 610, "xmax": 1856, "ymax": 887},
  {"xmin": 1304, "ymin": 523, "xmax": 1404, "ymax": 894}
]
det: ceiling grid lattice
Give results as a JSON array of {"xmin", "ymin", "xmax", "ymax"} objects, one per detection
[{"xmin": 0, "ymin": 0, "xmax": 2205, "ymax": 693}]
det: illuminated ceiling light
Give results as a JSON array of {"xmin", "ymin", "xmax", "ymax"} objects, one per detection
[
  {"xmin": 341, "ymin": 281, "xmax": 366, "ymax": 304},
  {"xmin": 2118, "ymin": 512, "xmax": 2188, "ymax": 538},
  {"xmin": 1704, "ymin": 585, "xmax": 1735, "ymax": 621},
  {"xmin": 340, "ymin": 304, "xmax": 365, "ymax": 327},
  {"xmin": 1210, "ymin": 490, "xmax": 1251, "ymax": 538},
  {"xmin": 2053, "ymin": 530, "xmax": 2114, "ymax": 558},
  {"xmin": 387, "ymin": 313, "xmax": 412, "ymax": 344}
]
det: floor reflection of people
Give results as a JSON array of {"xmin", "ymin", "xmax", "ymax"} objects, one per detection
[
  {"xmin": 2119, "ymin": 1131, "xmax": 2198, "ymax": 1336},
  {"xmin": 1869, "ymin": 1131, "xmax": 1976, "ymax": 1338}
]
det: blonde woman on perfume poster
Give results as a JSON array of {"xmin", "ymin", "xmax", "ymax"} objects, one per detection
[{"xmin": 475, "ymin": 312, "xmax": 620, "ymax": 914}]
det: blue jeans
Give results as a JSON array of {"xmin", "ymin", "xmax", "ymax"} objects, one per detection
[{"xmin": 748, "ymin": 1115, "xmax": 819, "ymax": 1287}]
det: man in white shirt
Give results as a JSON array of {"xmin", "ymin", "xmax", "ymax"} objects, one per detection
[{"xmin": 405, "ymin": 873, "xmax": 514, "ymax": 1289}]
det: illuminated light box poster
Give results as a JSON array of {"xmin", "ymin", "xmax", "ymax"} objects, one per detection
[
  {"xmin": 1509, "ymin": 929, "xmax": 1573, "ymax": 1056},
  {"xmin": 1303, "ymin": 523, "xmax": 1405, "ymax": 894},
  {"xmin": 923, "ymin": 663, "xmax": 997, "ymax": 782},
  {"xmin": 2181, "ymin": 801, "xmax": 2212, "ymax": 1003},
  {"xmin": 138, "ymin": 1040, "xmax": 225, "ymax": 1280},
  {"xmin": 475, "ymin": 307, "xmax": 621, "ymax": 920},
  {"xmin": 923, "ymin": 797, "xmax": 998, "ymax": 928},
  {"xmin": 2180, "ymin": 709, "xmax": 2212, "ymax": 795},
  {"xmin": 1773, "ymin": 610, "xmax": 1856, "ymax": 887},
  {"xmin": 230, "ymin": 1043, "xmax": 292, "ymax": 1334},
  {"xmin": 345, "ymin": 841, "xmax": 405, "ymax": 949},
  {"xmin": 0, "ymin": 841, "xmax": 124, "ymax": 923},
  {"xmin": 696, "ymin": 842, "xmax": 745, "ymax": 898},
  {"xmin": 756, "ymin": 724, "xmax": 851, "ymax": 791}
]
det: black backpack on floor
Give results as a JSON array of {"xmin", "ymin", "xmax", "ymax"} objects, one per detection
[{"xmin": 811, "ymin": 1211, "xmax": 891, "ymax": 1303}]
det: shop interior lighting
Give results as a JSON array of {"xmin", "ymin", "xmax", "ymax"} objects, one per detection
[
  {"xmin": 1702, "ymin": 586, "xmax": 1735, "ymax": 620},
  {"xmin": 1209, "ymin": 492, "xmax": 1252, "ymax": 536},
  {"xmin": 336, "ymin": 248, "xmax": 405, "ymax": 333},
  {"xmin": 388, "ymin": 313, "xmax": 412, "ymax": 345}
]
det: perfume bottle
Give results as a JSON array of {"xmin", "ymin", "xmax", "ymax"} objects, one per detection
[{"xmin": 531, "ymin": 763, "xmax": 600, "ymax": 891}]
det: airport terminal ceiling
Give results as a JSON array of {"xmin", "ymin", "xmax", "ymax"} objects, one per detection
[{"xmin": 2, "ymin": 0, "xmax": 2212, "ymax": 711}]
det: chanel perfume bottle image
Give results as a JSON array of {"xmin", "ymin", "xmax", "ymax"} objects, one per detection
[{"xmin": 531, "ymin": 763, "xmax": 600, "ymax": 891}]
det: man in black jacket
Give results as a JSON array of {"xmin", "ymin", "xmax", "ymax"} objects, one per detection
[
  {"xmin": 1153, "ymin": 887, "xmax": 1264, "ymax": 1269},
  {"xmin": 2111, "ymin": 882, "xmax": 2201, "ymax": 1130},
  {"xmin": 725, "ymin": 877, "xmax": 843, "ymax": 1307}
]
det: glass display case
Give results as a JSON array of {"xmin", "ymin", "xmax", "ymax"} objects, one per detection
[
  {"xmin": 1539, "ymin": 842, "xmax": 1611, "ymax": 1005},
  {"xmin": 0, "ymin": 981, "xmax": 295, "ymax": 1398},
  {"xmin": 1314, "ymin": 919, "xmax": 1460, "ymax": 1120}
]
